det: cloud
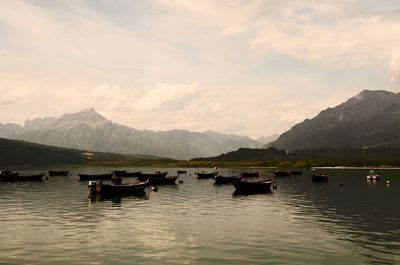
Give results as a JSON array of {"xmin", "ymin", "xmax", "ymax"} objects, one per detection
[
  {"xmin": 134, "ymin": 82, "xmax": 199, "ymax": 110},
  {"xmin": 0, "ymin": 87, "xmax": 32, "ymax": 105}
]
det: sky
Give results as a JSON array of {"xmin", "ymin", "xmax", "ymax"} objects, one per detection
[{"xmin": 1, "ymin": 0, "xmax": 400, "ymax": 139}]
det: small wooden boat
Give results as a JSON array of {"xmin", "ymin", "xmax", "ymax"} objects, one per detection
[
  {"xmin": 311, "ymin": 174, "xmax": 329, "ymax": 182},
  {"xmin": 274, "ymin": 171, "xmax": 291, "ymax": 177},
  {"xmin": 177, "ymin": 170, "xmax": 187, "ymax": 174},
  {"xmin": 290, "ymin": 171, "xmax": 302, "ymax": 175},
  {"xmin": 240, "ymin": 172, "xmax": 260, "ymax": 178},
  {"xmin": 0, "ymin": 172, "xmax": 44, "ymax": 182},
  {"xmin": 196, "ymin": 171, "xmax": 218, "ymax": 179},
  {"xmin": 214, "ymin": 175, "xmax": 242, "ymax": 184},
  {"xmin": 136, "ymin": 171, "xmax": 168, "ymax": 179},
  {"xmin": 88, "ymin": 179, "xmax": 149, "ymax": 195},
  {"xmin": 113, "ymin": 170, "xmax": 127, "ymax": 177},
  {"xmin": 48, "ymin": 170, "xmax": 69, "ymax": 176},
  {"xmin": 124, "ymin": 171, "xmax": 142, "ymax": 177},
  {"xmin": 232, "ymin": 179, "xmax": 273, "ymax": 194},
  {"xmin": 137, "ymin": 173, "xmax": 177, "ymax": 185},
  {"xmin": 78, "ymin": 173, "xmax": 114, "ymax": 181}
]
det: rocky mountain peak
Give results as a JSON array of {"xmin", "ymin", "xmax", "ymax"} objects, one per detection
[{"xmin": 50, "ymin": 108, "xmax": 111, "ymax": 130}]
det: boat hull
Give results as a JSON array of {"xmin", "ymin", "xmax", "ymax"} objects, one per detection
[
  {"xmin": 311, "ymin": 175, "xmax": 329, "ymax": 182},
  {"xmin": 78, "ymin": 173, "xmax": 113, "ymax": 181},
  {"xmin": 232, "ymin": 180, "xmax": 273, "ymax": 194},
  {"xmin": 48, "ymin": 170, "xmax": 69, "ymax": 176},
  {"xmin": 88, "ymin": 180, "xmax": 149, "ymax": 195},
  {"xmin": 214, "ymin": 175, "xmax": 242, "ymax": 184},
  {"xmin": 0, "ymin": 173, "xmax": 44, "ymax": 182}
]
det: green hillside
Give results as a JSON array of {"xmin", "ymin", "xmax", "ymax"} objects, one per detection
[{"xmin": 0, "ymin": 138, "xmax": 176, "ymax": 166}]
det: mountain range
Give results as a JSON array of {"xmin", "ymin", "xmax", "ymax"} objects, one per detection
[
  {"xmin": 268, "ymin": 90, "xmax": 400, "ymax": 151},
  {"xmin": 0, "ymin": 108, "xmax": 262, "ymax": 159}
]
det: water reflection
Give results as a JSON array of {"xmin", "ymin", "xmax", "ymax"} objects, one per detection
[
  {"xmin": 88, "ymin": 191, "xmax": 149, "ymax": 204},
  {"xmin": 0, "ymin": 166, "xmax": 399, "ymax": 264}
]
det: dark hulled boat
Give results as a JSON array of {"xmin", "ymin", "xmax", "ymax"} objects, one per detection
[
  {"xmin": 274, "ymin": 171, "xmax": 291, "ymax": 177},
  {"xmin": 0, "ymin": 171, "xmax": 45, "ymax": 182},
  {"xmin": 232, "ymin": 179, "xmax": 273, "ymax": 194},
  {"xmin": 311, "ymin": 174, "xmax": 329, "ymax": 182},
  {"xmin": 137, "ymin": 172, "xmax": 177, "ymax": 185},
  {"xmin": 290, "ymin": 171, "xmax": 302, "ymax": 175},
  {"xmin": 78, "ymin": 173, "xmax": 114, "ymax": 181},
  {"xmin": 113, "ymin": 170, "xmax": 127, "ymax": 177},
  {"xmin": 48, "ymin": 170, "xmax": 69, "ymax": 176},
  {"xmin": 196, "ymin": 171, "xmax": 218, "ymax": 179},
  {"xmin": 88, "ymin": 179, "xmax": 149, "ymax": 195},
  {"xmin": 177, "ymin": 170, "xmax": 187, "ymax": 174},
  {"xmin": 124, "ymin": 171, "xmax": 142, "ymax": 177},
  {"xmin": 136, "ymin": 171, "xmax": 168, "ymax": 179},
  {"xmin": 214, "ymin": 175, "xmax": 242, "ymax": 184},
  {"xmin": 240, "ymin": 172, "xmax": 260, "ymax": 178}
]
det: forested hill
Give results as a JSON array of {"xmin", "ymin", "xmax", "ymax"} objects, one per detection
[{"xmin": 0, "ymin": 138, "xmax": 175, "ymax": 166}]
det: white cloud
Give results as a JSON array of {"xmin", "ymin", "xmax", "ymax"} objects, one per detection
[{"xmin": 134, "ymin": 82, "xmax": 199, "ymax": 110}]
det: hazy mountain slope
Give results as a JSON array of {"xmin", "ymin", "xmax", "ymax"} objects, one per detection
[
  {"xmin": 268, "ymin": 90, "xmax": 400, "ymax": 150},
  {"xmin": 12, "ymin": 108, "xmax": 261, "ymax": 159}
]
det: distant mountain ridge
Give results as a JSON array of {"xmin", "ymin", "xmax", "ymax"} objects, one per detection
[
  {"xmin": 268, "ymin": 90, "xmax": 400, "ymax": 150},
  {"xmin": 0, "ymin": 108, "xmax": 262, "ymax": 159}
]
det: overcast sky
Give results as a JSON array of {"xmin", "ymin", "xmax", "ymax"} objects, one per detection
[{"xmin": 1, "ymin": 0, "xmax": 400, "ymax": 138}]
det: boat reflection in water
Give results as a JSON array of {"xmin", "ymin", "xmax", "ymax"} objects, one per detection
[{"xmin": 88, "ymin": 190, "xmax": 149, "ymax": 204}]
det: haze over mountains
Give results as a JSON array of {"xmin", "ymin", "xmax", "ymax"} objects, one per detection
[
  {"xmin": 0, "ymin": 108, "xmax": 261, "ymax": 159},
  {"xmin": 268, "ymin": 90, "xmax": 400, "ymax": 151}
]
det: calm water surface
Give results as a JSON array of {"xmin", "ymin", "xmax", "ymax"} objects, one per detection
[{"xmin": 0, "ymin": 167, "xmax": 399, "ymax": 264}]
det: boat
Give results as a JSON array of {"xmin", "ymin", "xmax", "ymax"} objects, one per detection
[
  {"xmin": 232, "ymin": 179, "xmax": 273, "ymax": 194},
  {"xmin": 137, "ymin": 173, "xmax": 177, "ymax": 185},
  {"xmin": 196, "ymin": 171, "xmax": 218, "ymax": 179},
  {"xmin": 274, "ymin": 171, "xmax": 291, "ymax": 177},
  {"xmin": 240, "ymin": 172, "xmax": 260, "ymax": 178},
  {"xmin": 124, "ymin": 171, "xmax": 142, "ymax": 177},
  {"xmin": 290, "ymin": 171, "xmax": 302, "ymax": 175},
  {"xmin": 214, "ymin": 175, "xmax": 242, "ymax": 184},
  {"xmin": 0, "ymin": 171, "xmax": 45, "ymax": 182},
  {"xmin": 78, "ymin": 173, "xmax": 114, "ymax": 181},
  {"xmin": 136, "ymin": 171, "xmax": 168, "ymax": 179},
  {"xmin": 366, "ymin": 170, "xmax": 381, "ymax": 180},
  {"xmin": 48, "ymin": 170, "xmax": 69, "ymax": 176},
  {"xmin": 88, "ymin": 179, "xmax": 149, "ymax": 195},
  {"xmin": 177, "ymin": 170, "xmax": 187, "ymax": 174},
  {"xmin": 311, "ymin": 174, "xmax": 330, "ymax": 182},
  {"xmin": 113, "ymin": 170, "xmax": 127, "ymax": 177}
]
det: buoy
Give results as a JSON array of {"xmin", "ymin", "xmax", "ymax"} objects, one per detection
[
  {"xmin": 151, "ymin": 186, "xmax": 158, "ymax": 192},
  {"xmin": 273, "ymin": 184, "xmax": 277, "ymax": 189},
  {"xmin": 386, "ymin": 180, "xmax": 390, "ymax": 185},
  {"xmin": 340, "ymin": 182, "xmax": 344, "ymax": 187},
  {"xmin": 179, "ymin": 179, "xmax": 183, "ymax": 184}
]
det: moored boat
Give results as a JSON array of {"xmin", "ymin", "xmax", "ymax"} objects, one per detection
[
  {"xmin": 124, "ymin": 171, "xmax": 142, "ymax": 177},
  {"xmin": 232, "ymin": 179, "xmax": 273, "ymax": 194},
  {"xmin": 214, "ymin": 175, "xmax": 242, "ymax": 184},
  {"xmin": 48, "ymin": 170, "xmax": 69, "ymax": 176},
  {"xmin": 113, "ymin": 170, "xmax": 127, "ymax": 177},
  {"xmin": 0, "ymin": 172, "xmax": 45, "ymax": 182},
  {"xmin": 88, "ymin": 179, "xmax": 149, "ymax": 195},
  {"xmin": 240, "ymin": 172, "xmax": 260, "ymax": 178},
  {"xmin": 137, "ymin": 172, "xmax": 177, "ymax": 185},
  {"xmin": 78, "ymin": 173, "xmax": 114, "ymax": 181},
  {"xmin": 196, "ymin": 171, "xmax": 218, "ymax": 179},
  {"xmin": 311, "ymin": 174, "xmax": 330, "ymax": 182},
  {"xmin": 177, "ymin": 170, "xmax": 187, "ymax": 174},
  {"xmin": 274, "ymin": 171, "xmax": 291, "ymax": 177},
  {"xmin": 290, "ymin": 171, "xmax": 302, "ymax": 175}
]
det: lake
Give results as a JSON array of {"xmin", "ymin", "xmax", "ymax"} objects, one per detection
[{"xmin": 0, "ymin": 167, "xmax": 399, "ymax": 264}]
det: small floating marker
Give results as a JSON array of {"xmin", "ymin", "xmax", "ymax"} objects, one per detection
[
  {"xmin": 151, "ymin": 186, "xmax": 158, "ymax": 192},
  {"xmin": 273, "ymin": 184, "xmax": 277, "ymax": 189},
  {"xmin": 340, "ymin": 182, "xmax": 344, "ymax": 187},
  {"xmin": 179, "ymin": 179, "xmax": 183, "ymax": 184},
  {"xmin": 386, "ymin": 180, "xmax": 390, "ymax": 185}
]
